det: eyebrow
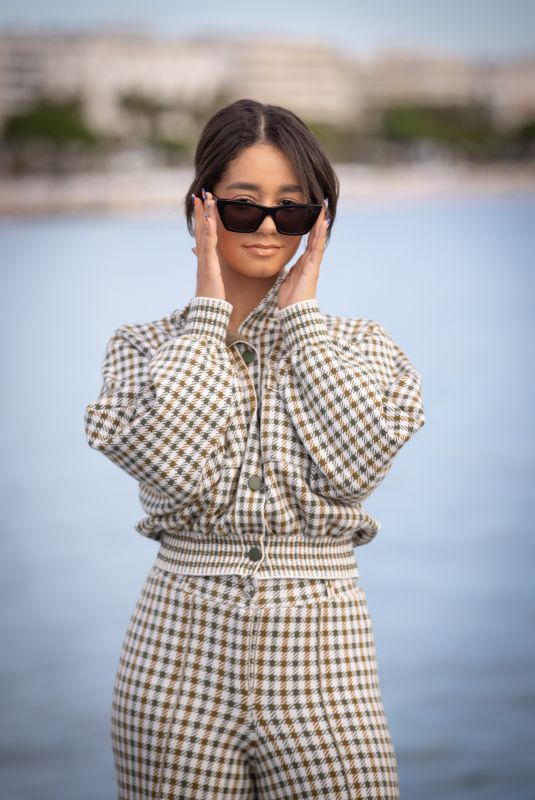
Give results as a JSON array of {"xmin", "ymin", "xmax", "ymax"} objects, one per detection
[{"xmin": 224, "ymin": 181, "xmax": 304, "ymax": 193}]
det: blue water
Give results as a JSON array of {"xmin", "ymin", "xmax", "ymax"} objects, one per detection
[{"xmin": 1, "ymin": 192, "xmax": 534, "ymax": 799}]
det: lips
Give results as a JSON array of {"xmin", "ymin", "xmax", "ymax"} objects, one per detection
[
  {"xmin": 245, "ymin": 244, "xmax": 281, "ymax": 257},
  {"xmin": 245, "ymin": 245, "xmax": 280, "ymax": 249}
]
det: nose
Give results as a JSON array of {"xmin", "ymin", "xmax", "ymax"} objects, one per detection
[{"xmin": 257, "ymin": 212, "xmax": 278, "ymax": 234}]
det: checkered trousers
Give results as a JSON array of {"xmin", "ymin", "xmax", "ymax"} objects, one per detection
[{"xmin": 111, "ymin": 566, "xmax": 400, "ymax": 799}]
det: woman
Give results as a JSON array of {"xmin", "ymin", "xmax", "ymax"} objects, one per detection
[{"xmin": 85, "ymin": 98, "xmax": 426, "ymax": 799}]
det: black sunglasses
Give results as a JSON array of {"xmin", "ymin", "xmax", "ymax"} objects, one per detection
[{"xmin": 211, "ymin": 194, "xmax": 324, "ymax": 236}]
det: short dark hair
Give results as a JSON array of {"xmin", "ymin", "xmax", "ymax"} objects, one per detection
[{"xmin": 184, "ymin": 98, "xmax": 339, "ymax": 244}]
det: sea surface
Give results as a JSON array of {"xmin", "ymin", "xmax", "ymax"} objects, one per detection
[{"xmin": 1, "ymin": 191, "xmax": 534, "ymax": 799}]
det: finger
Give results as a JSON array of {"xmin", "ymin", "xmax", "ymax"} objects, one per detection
[
  {"xmin": 305, "ymin": 209, "xmax": 324, "ymax": 255},
  {"xmin": 195, "ymin": 187, "xmax": 210, "ymax": 236},
  {"xmin": 193, "ymin": 192, "xmax": 203, "ymax": 250},
  {"xmin": 197, "ymin": 188, "xmax": 209, "ymax": 246},
  {"xmin": 205, "ymin": 190, "xmax": 212, "ymax": 220},
  {"xmin": 305, "ymin": 205, "xmax": 327, "ymax": 255},
  {"xmin": 315, "ymin": 205, "xmax": 329, "ymax": 251},
  {"xmin": 201, "ymin": 188, "xmax": 213, "ymax": 221},
  {"xmin": 202, "ymin": 191, "xmax": 217, "ymax": 250},
  {"xmin": 306, "ymin": 209, "xmax": 328, "ymax": 265},
  {"xmin": 320, "ymin": 205, "xmax": 330, "ymax": 246}
]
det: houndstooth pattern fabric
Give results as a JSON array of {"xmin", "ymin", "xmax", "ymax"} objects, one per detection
[
  {"xmin": 111, "ymin": 568, "xmax": 400, "ymax": 799},
  {"xmin": 84, "ymin": 264, "xmax": 425, "ymax": 578}
]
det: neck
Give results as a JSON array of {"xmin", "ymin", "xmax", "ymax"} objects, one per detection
[{"xmin": 222, "ymin": 265, "xmax": 281, "ymax": 331}]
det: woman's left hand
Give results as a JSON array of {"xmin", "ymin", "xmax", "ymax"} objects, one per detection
[{"xmin": 277, "ymin": 201, "xmax": 330, "ymax": 310}]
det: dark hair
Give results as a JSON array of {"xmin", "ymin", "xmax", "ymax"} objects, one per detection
[{"xmin": 184, "ymin": 98, "xmax": 339, "ymax": 244}]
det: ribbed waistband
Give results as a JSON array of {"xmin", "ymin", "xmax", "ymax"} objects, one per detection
[{"xmin": 154, "ymin": 532, "xmax": 359, "ymax": 580}]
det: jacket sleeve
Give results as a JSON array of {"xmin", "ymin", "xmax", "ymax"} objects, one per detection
[
  {"xmin": 84, "ymin": 296, "xmax": 237, "ymax": 501},
  {"xmin": 276, "ymin": 298, "xmax": 426, "ymax": 502}
]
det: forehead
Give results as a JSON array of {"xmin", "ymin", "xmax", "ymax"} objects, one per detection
[{"xmin": 220, "ymin": 144, "xmax": 304, "ymax": 193}]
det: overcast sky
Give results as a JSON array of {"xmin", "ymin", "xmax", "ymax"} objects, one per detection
[{"xmin": 1, "ymin": 0, "xmax": 534, "ymax": 61}]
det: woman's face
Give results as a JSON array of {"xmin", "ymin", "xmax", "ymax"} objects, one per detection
[{"xmin": 211, "ymin": 143, "xmax": 305, "ymax": 279}]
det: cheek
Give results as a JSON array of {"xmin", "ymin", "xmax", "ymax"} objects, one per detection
[
  {"xmin": 287, "ymin": 238, "xmax": 302, "ymax": 257},
  {"xmin": 215, "ymin": 221, "xmax": 240, "ymax": 256}
]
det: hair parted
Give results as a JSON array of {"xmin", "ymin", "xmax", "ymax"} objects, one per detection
[{"xmin": 184, "ymin": 98, "xmax": 339, "ymax": 242}]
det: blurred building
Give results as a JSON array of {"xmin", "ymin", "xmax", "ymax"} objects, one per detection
[
  {"xmin": 358, "ymin": 47, "xmax": 535, "ymax": 127},
  {"xmin": 0, "ymin": 30, "xmax": 227, "ymax": 137},
  {"xmin": 475, "ymin": 55, "xmax": 535, "ymax": 126},
  {"xmin": 0, "ymin": 29, "xmax": 533, "ymax": 136},
  {"xmin": 0, "ymin": 30, "xmax": 364, "ymax": 135},
  {"xmin": 222, "ymin": 37, "xmax": 362, "ymax": 125}
]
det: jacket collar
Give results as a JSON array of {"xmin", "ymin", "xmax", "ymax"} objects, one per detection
[
  {"xmin": 173, "ymin": 265, "xmax": 290, "ymax": 342},
  {"xmin": 234, "ymin": 264, "xmax": 289, "ymax": 332}
]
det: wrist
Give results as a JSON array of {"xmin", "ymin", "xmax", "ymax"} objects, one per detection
[
  {"xmin": 183, "ymin": 295, "xmax": 233, "ymax": 342},
  {"xmin": 276, "ymin": 298, "xmax": 329, "ymax": 347},
  {"xmin": 278, "ymin": 296, "xmax": 316, "ymax": 307}
]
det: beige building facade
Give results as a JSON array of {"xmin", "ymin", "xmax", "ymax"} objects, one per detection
[{"xmin": 0, "ymin": 30, "xmax": 533, "ymax": 136}]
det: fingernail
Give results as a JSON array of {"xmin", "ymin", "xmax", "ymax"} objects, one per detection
[
  {"xmin": 201, "ymin": 188, "xmax": 206, "ymax": 199},
  {"xmin": 191, "ymin": 193, "xmax": 195, "ymax": 205}
]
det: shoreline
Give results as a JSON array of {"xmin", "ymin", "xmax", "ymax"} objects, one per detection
[{"xmin": 0, "ymin": 162, "xmax": 534, "ymax": 217}]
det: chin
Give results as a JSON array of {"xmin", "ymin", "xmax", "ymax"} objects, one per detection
[{"xmin": 232, "ymin": 259, "xmax": 285, "ymax": 278}]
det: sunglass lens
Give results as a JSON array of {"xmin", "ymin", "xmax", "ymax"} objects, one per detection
[
  {"xmin": 276, "ymin": 206, "xmax": 316, "ymax": 235},
  {"xmin": 223, "ymin": 203, "xmax": 263, "ymax": 232}
]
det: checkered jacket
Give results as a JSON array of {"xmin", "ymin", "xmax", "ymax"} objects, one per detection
[{"xmin": 84, "ymin": 266, "xmax": 426, "ymax": 579}]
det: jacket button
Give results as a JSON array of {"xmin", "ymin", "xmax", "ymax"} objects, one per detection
[
  {"xmin": 247, "ymin": 546, "xmax": 262, "ymax": 562},
  {"xmin": 247, "ymin": 474, "xmax": 262, "ymax": 490},
  {"xmin": 242, "ymin": 349, "xmax": 255, "ymax": 364}
]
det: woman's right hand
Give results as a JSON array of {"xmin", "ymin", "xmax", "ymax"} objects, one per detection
[{"xmin": 191, "ymin": 189, "xmax": 226, "ymax": 301}]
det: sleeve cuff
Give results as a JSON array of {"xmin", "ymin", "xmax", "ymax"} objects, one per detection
[
  {"xmin": 182, "ymin": 296, "xmax": 233, "ymax": 343},
  {"xmin": 276, "ymin": 298, "xmax": 329, "ymax": 347}
]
